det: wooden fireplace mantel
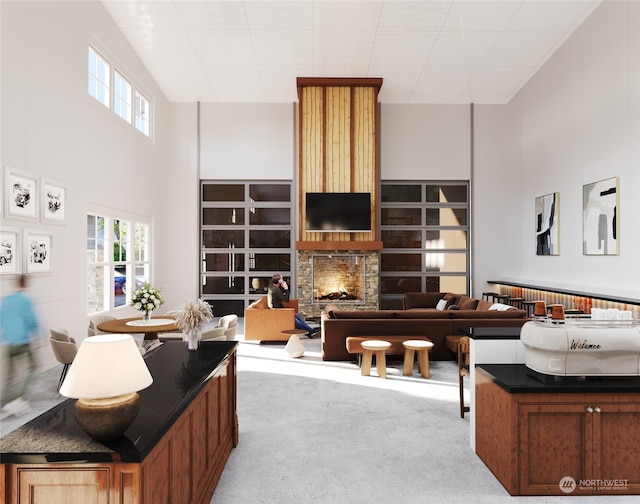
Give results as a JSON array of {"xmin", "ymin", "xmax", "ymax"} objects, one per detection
[{"xmin": 296, "ymin": 241, "xmax": 383, "ymax": 251}]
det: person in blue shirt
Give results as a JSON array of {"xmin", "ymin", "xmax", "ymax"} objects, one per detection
[
  {"xmin": 1, "ymin": 274, "xmax": 39, "ymax": 416},
  {"xmin": 267, "ymin": 273, "xmax": 319, "ymax": 338}
]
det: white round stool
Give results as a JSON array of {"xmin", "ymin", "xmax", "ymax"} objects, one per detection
[{"xmin": 402, "ymin": 339, "xmax": 434, "ymax": 378}]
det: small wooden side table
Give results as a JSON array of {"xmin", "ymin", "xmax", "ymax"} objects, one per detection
[{"xmin": 282, "ymin": 329, "xmax": 308, "ymax": 358}]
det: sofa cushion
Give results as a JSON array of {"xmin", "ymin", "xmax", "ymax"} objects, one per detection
[
  {"xmin": 443, "ymin": 293, "xmax": 460, "ymax": 308},
  {"xmin": 476, "ymin": 299, "xmax": 494, "ymax": 311},
  {"xmin": 449, "ymin": 310, "xmax": 527, "ymax": 319},
  {"xmin": 458, "ymin": 295, "xmax": 479, "ymax": 310},
  {"xmin": 404, "ymin": 292, "xmax": 444, "ymax": 309},
  {"xmin": 331, "ymin": 310, "xmax": 395, "ymax": 319},
  {"xmin": 394, "ymin": 310, "xmax": 451, "ymax": 319}
]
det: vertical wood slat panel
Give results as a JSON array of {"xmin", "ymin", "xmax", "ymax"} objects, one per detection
[{"xmin": 297, "ymin": 78, "xmax": 381, "ymax": 245}]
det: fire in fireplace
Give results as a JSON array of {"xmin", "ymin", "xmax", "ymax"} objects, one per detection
[{"xmin": 312, "ymin": 254, "xmax": 365, "ymax": 304}]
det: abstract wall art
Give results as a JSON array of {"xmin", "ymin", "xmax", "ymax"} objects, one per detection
[
  {"xmin": 583, "ymin": 177, "xmax": 619, "ymax": 255},
  {"xmin": 535, "ymin": 192, "xmax": 559, "ymax": 255}
]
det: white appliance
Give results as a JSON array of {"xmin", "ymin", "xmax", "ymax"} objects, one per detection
[{"xmin": 520, "ymin": 319, "xmax": 640, "ymax": 376}]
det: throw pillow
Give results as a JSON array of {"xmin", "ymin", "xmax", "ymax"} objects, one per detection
[
  {"xmin": 476, "ymin": 299, "xmax": 494, "ymax": 311},
  {"xmin": 443, "ymin": 292, "xmax": 460, "ymax": 308},
  {"xmin": 448, "ymin": 304, "xmax": 460, "ymax": 310},
  {"xmin": 436, "ymin": 298, "xmax": 448, "ymax": 311},
  {"xmin": 458, "ymin": 295, "xmax": 479, "ymax": 310}
]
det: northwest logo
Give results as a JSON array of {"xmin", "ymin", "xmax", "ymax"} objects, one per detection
[
  {"xmin": 559, "ymin": 476, "xmax": 576, "ymax": 494},
  {"xmin": 570, "ymin": 339, "xmax": 602, "ymax": 350}
]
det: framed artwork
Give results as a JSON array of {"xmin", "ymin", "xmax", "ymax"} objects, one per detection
[
  {"xmin": 0, "ymin": 228, "xmax": 21, "ymax": 276},
  {"xmin": 41, "ymin": 177, "xmax": 67, "ymax": 223},
  {"xmin": 535, "ymin": 192, "xmax": 559, "ymax": 256},
  {"xmin": 4, "ymin": 166, "xmax": 38, "ymax": 221},
  {"xmin": 24, "ymin": 229, "xmax": 53, "ymax": 274},
  {"xmin": 583, "ymin": 177, "xmax": 619, "ymax": 255}
]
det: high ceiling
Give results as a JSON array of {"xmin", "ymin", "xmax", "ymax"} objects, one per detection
[{"xmin": 101, "ymin": 0, "xmax": 601, "ymax": 104}]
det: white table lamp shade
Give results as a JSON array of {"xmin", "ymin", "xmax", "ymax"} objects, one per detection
[{"xmin": 60, "ymin": 334, "xmax": 153, "ymax": 399}]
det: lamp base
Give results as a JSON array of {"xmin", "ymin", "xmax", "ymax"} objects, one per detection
[{"xmin": 74, "ymin": 392, "xmax": 141, "ymax": 441}]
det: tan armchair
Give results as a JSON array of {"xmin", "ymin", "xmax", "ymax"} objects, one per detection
[{"xmin": 244, "ymin": 297, "xmax": 298, "ymax": 341}]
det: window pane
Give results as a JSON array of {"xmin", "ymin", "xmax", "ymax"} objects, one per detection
[
  {"xmin": 202, "ymin": 184, "xmax": 244, "ymax": 202},
  {"xmin": 425, "ymin": 230, "xmax": 468, "ymax": 249},
  {"xmin": 134, "ymin": 90, "xmax": 150, "ymax": 136},
  {"xmin": 134, "ymin": 265, "xmax": 148, "ymax": 289},
  {"xmin": 114, "ymin": 267, "xmax": 127, "ymax": 308},
  {"xmin": 203, "ymin": 208, "xmax": 245, "ymax": 226},
  {"xmin": 250, "ymin": 253, "xmax": 291, "ymax": 271},
  {"xmin": 425, "ymin": 252, "xmax": 467, "ymax": 272},
  {"xmin": 439, "ymin": 275, "xmax": 468, "ymax": 294},
  {"xmin": 113, "ymin": 219, "xmax": 128, "ymax": 262},
  {"xmin": 250, "ymin": 276, "xmax": 270, "ymax": 294},
  {"xmin": 381, "ymin": 276, "xmax": 422, "ymax": 294},
  {"xmin": 202, "ymin": 253, "xmax": 245, "ymax": 272},
  {"xmin": 381, "ymin": 253, "xmax": 422, "ymax": 272},
  {"xmin": 135, "ymin": 223, "xmax": 149, "ymax": 262},
  {"xmin": 381, "ymin": 184, "xmax": 421, "ymax": 202},
  {"xmin": 426, "ymin": 208, "xmax": 468, "ymax": 226},
  {"xmin": 381, "ymin": 208, "xmax": 421, "ymax": 226},
  {"xmin": 87, "ymin": 265, "xmax": 107, "ymax": 314},
  {"xmin": 202, "ymin": 276, "xmax": 244, "ymax": 295},
  {"xmin": 202, "ymin": 230, "xmax": 244, "ymax": 249},
  {"xmin": 249, "ymin": 208, "xmax": 290, "ymax": 225},
  {"xmin": 426, "ymin": 185, "xmax": 468, "ymax": 203},
  {"xmin": 88, "ymin": 47, "xmax": 109, "ymax": 108},
  {"xmin": 249, "ymin": 230, "xmax": 290, "ymax": 248},
  {"xmin": 207, "ymin": 299, "xmax": 244, "ymax": 318},
  {"xmin": 249, "ymin": 184, "xmax": 291, "ymax": 202},
  {"xmin": 114, "ymin": 71, "xmax": 132, "ymax": 123},
  {"xmin": 381, "ymin": 230, "xmax": 422, "ymax": 248}
]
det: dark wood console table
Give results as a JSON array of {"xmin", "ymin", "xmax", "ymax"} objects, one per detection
[
  {"xmin": 0, "ymin": 341, "xmax": 238, "ymax": 504},
  {"xmin": 476, "ymin": 364, "xmax": 640, "ymax": 496}
]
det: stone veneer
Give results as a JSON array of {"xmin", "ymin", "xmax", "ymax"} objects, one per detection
[{"xmin": 296, "ymin": 250, "xmax": 379, "ymax": 319}]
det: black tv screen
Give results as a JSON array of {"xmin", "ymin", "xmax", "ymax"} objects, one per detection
[{"xmin": 305, "ymin": 192, "xmax": 372, "ymax": 232}]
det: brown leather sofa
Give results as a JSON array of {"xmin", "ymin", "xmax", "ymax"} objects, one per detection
[
  {"xmin": 244, "ymin": 297, "xmax": 299, "ymax": 341},
  {"xmin": 321, "ymin": 292, "xmax": 528, "ymax": 361}
]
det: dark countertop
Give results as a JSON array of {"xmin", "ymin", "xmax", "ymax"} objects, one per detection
[
  {"xmin": 459, "ymin": 326, "xmax": 522, "ymax": 339},
  {"xmin": 0, "ymin": 341, "xmax": 237, "ymax": 464},
  {"xmin": 477, "ymin": 364, "xmax": 640, "ymax": 394}
]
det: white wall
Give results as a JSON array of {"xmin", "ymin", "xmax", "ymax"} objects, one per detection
[
  {"xmin": 0, "ymin": 1, "xmax": 177, "ymax": 369},
  {"xmin": 474, "ymin": 0, "xmax": 640, "ymax": 299}
]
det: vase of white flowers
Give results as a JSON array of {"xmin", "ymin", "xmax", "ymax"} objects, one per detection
[
  {"xmin": 169, "ymin": 299, "xmax": 213, "ymax": 351},
  {"xmin": 130, "ymin": 283, "xmax": 164, "ymax": 321}
]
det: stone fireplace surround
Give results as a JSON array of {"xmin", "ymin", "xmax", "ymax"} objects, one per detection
[{"xmin": 297, "ymin": 250, "xmax": 380, "ymax": 319}]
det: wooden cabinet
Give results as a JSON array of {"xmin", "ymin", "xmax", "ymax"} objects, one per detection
[
  {"xmin": 476, "ymin": 369, "xmax": 640, "ymax": 496},
  {"xmin": 1, "ymin": 344, "xmax": 237, "ymax": 504}
]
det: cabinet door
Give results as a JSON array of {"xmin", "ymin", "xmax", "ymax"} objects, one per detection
[
  {"xmin": 15, "ymin": 467, "xmax": 110, "ymax": 504},
  {"xmin": 595, "ymin": 403, "xmax": 640, "ymax": 493},
  {"xmin": 518, "ymin": 403, "xmax": 592, "ymax": 495}
]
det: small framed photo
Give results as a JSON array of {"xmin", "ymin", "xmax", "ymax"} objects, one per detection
[
  {"xmin": 0, "ymin": 228, "xmax": 21, "ymax": 276},
  {"xmin": 5, "ymin": 166, "xmax": 39, "ymax": 221},
  {"xmin": 41, "ymin": 177, "xmax": 67, "ymax": 224},
  {"xmin": 24, "ymin": 229, "xmax": 52, "ymax": 274}
]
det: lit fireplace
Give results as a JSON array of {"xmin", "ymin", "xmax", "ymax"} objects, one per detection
[
  {"xmin": 312, "ymin": 254, "xmax": 364, "ymax": 304},
  {"xmin": 296, "ymin": 250, "xmax": 380, "ymax": 318}
]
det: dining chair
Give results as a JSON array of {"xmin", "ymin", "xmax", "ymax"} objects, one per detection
[
  {"xmin": 49, "ymin": 328, "xmax": 78, "ymax": 392},
  {"xmin": 87, "ymin": 314, "xmax": 116, "ymax": 336}
]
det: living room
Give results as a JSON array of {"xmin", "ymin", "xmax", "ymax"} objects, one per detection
[{"xmin": 1, "ymin": 1, "xmax": 639, "ymax": 502}]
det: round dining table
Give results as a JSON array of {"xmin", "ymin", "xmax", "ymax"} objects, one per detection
[{"xmin": 97, "ymin": 316, "xmax": 180, "ymax": 340}]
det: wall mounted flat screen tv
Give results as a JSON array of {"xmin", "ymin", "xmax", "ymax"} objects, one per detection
[{"xmin": 305, "ymin": 192, "xmax": 372, "ymax": 232}]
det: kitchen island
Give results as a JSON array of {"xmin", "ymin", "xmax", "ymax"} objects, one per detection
[
  {"xmin": 0, "ymin": 340, "xmax": 238, "ymax": 504},
  {"xmin": 475, "ymin": 364, "xmax": 640, "ymax": 496}
]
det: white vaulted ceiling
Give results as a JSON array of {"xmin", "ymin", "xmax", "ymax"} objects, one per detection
[{"xmin": 101, "ymin": 0, "xmax": 602, "ymax": 104}]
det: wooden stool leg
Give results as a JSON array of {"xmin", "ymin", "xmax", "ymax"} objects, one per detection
[
  {"xmin": 361, "ymin": 349, "xmax": 373, "ymax": 376},
  {"xmin": 403, "ymin": 349, "xmax": 415, "ymax": 376},
  {"xmin": 416, "ymin": 349, "xmax": 430, "ymax": 378},
  {"xmin": 375, "ymin": 350, "xmax": 387, "ymax": 379}
]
